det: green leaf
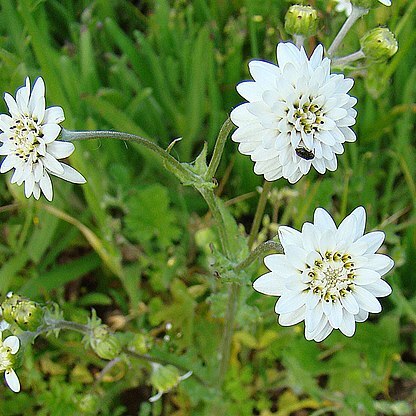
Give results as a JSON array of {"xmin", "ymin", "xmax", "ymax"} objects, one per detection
[
  {"xmin": 124, "ymin": 184, "xmax": 181, "ymax": 249},
  {"xmin": 20, "ymin": 252, "xmax": 101, "ymax": 297}
]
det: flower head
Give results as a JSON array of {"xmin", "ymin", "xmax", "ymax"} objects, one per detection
[
  {"xmin": 0, "ymin": 77, "xmax": 86, "ymax": 201},
  {"xmin": 0, "ymin": 333, "xmax": 20, "ymax": 392},
  {"xmin": 253, "ymin": 207, "xmax": 394, "ymax": 341},
  {"xmin": 230, "ymin": 42, "xmax": 357, "ymax": 183}
]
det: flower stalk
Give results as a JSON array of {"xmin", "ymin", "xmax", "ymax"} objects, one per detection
[
  {"xmin": 61, "ymin": 129, "xmax": 201, "ymax": 187},
  {"xmin": 327, "ymin": 6, "xmax": 369, "ymax": 57}
]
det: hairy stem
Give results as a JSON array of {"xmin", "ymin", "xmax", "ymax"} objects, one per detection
[
  {"xmin": 235, "ymin": 240, "xmax": 283, "ymax": 271},
  {"xmin": 248, "ymin": 181, "xmax": 273, "ymax": 249},
  {"xmin": 327, "ymin": 6, "xmax": 369, "ymax": 57},
  {"xmin": 61, "ymin": 129, "xmax": 199, "ymax": 186},
  {"xmin": 207, "ymin": 118, "xmax": 234, "ymax": 180},
  {"xmin": 332, "ymin": 50, "xmax": 365, "ymax": 67}
]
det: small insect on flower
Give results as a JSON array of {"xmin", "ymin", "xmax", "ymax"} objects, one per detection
[
  {"xmin": 295, "ymin": 147, "xmax": 315, "ymax": 160},
  {"xmin": 0, "ymin": 77, "xmax": 86, "ymax": 200},
  {"xmin": 253, "ymin": 206, "xmax": 394, "ymax": 342}
]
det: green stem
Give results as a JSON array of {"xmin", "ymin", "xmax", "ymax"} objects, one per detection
[
  {"xmin": 206, "ymin": 118, "xmax": 234, "ymax": 180},
  {"xmin": 60, "ymin": 129, "xmax": 199, "ymax": 186},
  {"xmin": 327, "ymin": 6, "xmax": 368, "ymax": 57},
  {"xmin": 247, "ymin": 181, "xmax": 272, "ymax": 249},
  {"xmin": 124, "ymin": 349, "xmax": 208, "ymax": 386},
  {"xmin": 218, "ymin": 283, "xmax": 239, "ymax": 384},
  {"xmin": 235, "ymin": 240, "xmax": 282, "ymax": 272},
  {"xmin": 331, "ymin": 50, "xmax": 365, "ymax": 67},
  {"xmin": 199, "ymin": 188, "xmax": 232, "ymax": 258}
]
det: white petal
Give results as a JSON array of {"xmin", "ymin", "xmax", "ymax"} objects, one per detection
[
  {"xmin": 42, "ymin": 153, "xmax": 65, "ymax": 174},
  {"xmin": 24, "ymin": 174, "xmax": 35, "ymax": 198},
  {"xmin": 313, "ymin": 208, "xmax": 337, "ymax": 231},
  {"xmin": 4, "ymin": 93, "xmax": 21, "ymax": 118},
  {"xmin": 364, "ymin": 279, "xmax": 392, "ymax": 297},
  {"xmin": 39, "ymin": 173, "xmax": 53, "ymax": 201},
  {"xmin": 353, "ymin": 286, "xmax": 382, "ymax": 313},
  {"xmin": 1, "ymin": 155, "xmax": 18, "ymax": 173},
  {"xmin": 275, "ymin": 290, "xmax": 308, "ymax": 314},
  {"xmin": 51, "ymin": 162, "xmax": 86, "ymax": 184},
  {"xmin": 43, "ymin": 106, "xmax": 65, "ymax": 124},
  {"xmin": 41, "ymin": 123, "xmax": 61, "ymax": 143},
  {"xmin": 47, "ymin": 141, "xmax": 74, "ymax": 159},
  {"xmin": 3, "ymin": 336, "xmax": 19, "ymax": 354},
  {"xmin": 340, "ymin": 293, "xmax": 359, "ymax": 314},
  {"xmin": 278, "ymin": 226, "xmax": 303, "ymax": 248},
  {"xmin": 284, "ymin": 245, "xmax": 308, "ymax": 270},
  {"xmin": 354, "ymin": 308, "xmax": 369, "ymax": 322},
  {"xmin": 351, "ymin": 231, "xmax": 385, "ymax": 256},
  {"xmin": 5, "ymin": 369, "xmax": 20, "ymax": 393},
  {"xmin": 327, "ymin": 300, "xmax": 343, "ymax": 329},
  {"xmin": 253, "ymin": 272, "xmax": 285, "ymax": 296},
  {"xmin": 313, "ymin": 322, "xmax": 333, "ymax": 342},
  {"xmin": 264, "ymin": 254, "xmax": 296, "ymax": 276},
  {"xmin": 28, "ymin": 77, "xmax": 45, "ymax": 114},
  {"xmin": 278, "ymin": 306, "xmax": 305, "ymax": 326},
  {"xmin": 354, "ymin": 269, "xmax": 382, "ymax": 286},
  {"xmin": 339, "ymin": 309, "xmax": 355, "ymax": 337},
  {"xmin": 305, "ymin": 302, "xmax": 324, "ymax": 332}
]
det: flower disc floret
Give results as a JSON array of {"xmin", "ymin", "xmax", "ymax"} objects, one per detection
[
  {"xmin": 0, "ymin": 77, "xmax": 86, "ymax": 200},
  {"xmin": 253, "ymin": 206, "xmax": 394, "ymax": 341},
  {"xmin": 230, "ymin": 42, "xmax": 357, "ymax": 183}
]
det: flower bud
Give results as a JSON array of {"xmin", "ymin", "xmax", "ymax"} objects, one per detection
[
  {"xmin": 149, "ymin": 364, "xmax": 192, "ymax": 402},
  {"xmin": 360, "ymin": 27, "xmax": 398, "ymax": 62},
  {"xmin": 285, "ymin": 5, "xmax": 318, "ymax": 38},
  {"xmin": 90, "ymin": 325, "xmax": 121, "ymax": 360},
  {"xmin": 149, "ymin": 364, "xmax": 180, "ymax": 402},
  {"xmin": 77, "ymin": 393, "xmax": 100, "ymax": 414},
  {"xmin": 1, "ymin": 293, "xmax": 44, "ymax": 332},
  {"xmin": 128, "ymin": 333, "xmax": 153, "ymax": 355}
]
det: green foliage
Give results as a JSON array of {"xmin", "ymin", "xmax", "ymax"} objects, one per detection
[{"xmin": 0, "ymin": 0, "xmax": 415, "ymax": 414}]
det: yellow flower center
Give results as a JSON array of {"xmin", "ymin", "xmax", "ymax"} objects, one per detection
[{"xmin": 306, "ymin": 251, "xmax": 355, "ymax": 302}]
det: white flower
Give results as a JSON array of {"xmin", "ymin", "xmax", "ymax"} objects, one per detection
[
  {"xmin": 230, "ymin": 42, "xmax": 357, "ymax": 183},
  {"xmin": 0, "ymin": 77, "xmax": 86, "ymax": 201},
  {"xmin": 253, "ymin": 207, "xmax": 394, "ymax": 342},
  {"xmin": 334, "ymin": 0, "xmax": 353, "ymax": 15},
  {"xmin": 0, "ymin": 334, "xmax": 20, "ymax": 392}
]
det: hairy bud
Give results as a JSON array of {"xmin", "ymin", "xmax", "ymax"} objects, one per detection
[
  {"xmin": 285, "ymin": 5, "xmax": 318, "ymax": 37},
  {"xmin": 361, "ymin": 27, "xmax": 398, "ymax": 62},
  {"xmin": 1, "ymin": 293, "xmax": 44, "ymax": 332}
]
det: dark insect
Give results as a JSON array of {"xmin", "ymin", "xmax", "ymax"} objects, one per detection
[{"xmin": 295, "ymin": 147, "xmax": 315, "ymax": 160}]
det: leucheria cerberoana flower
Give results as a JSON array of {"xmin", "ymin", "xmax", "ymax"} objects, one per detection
[
  {"xmin": 230, "ymin": 42, "xmax": 357, "ymax": 183},
  {"xmin": 0, "ymin": 332, "xmax": 20, "ymax": 392},
  {"xmin": 0, "ymin": 77, "xmax": 86, "ymax": 200},
  {"xmin": 253, "ymin": 207, "xmax": 394, "ymax": 342}
]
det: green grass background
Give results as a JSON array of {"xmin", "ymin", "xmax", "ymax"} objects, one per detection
[{"xmin": 0, "ymin": 0, "xmax": 415, "ymax": 414}]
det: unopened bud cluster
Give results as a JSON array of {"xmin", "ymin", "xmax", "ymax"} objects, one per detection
[
  {"xmin": 284, "ymin": 5, "xmax": 318, "ymax": 37},
  {"xmin": 1, "ymin": 293, "xmax": 44, "ymax": 332}
]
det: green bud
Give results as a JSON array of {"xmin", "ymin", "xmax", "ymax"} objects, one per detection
[
  {"xmin": 77, "ymin": 393, "xmax": 100, "ymax": 414},
  {"xmin": 90, "ymin": 325, "xmax": 121, "ymax": 360},
  {"xmin": 128, "ymin": 333, "xmax": 153, "ymax": 355},
  {"xmin": 150, "ymin": 364, "xmax": 181, "ymax": 394},
  {"xmin": 285, "ymin": 5, "xmax": 318, "ymax": 37},
  {"xmin": 360, "ymin": 27, "xmax": 398, "ymax": 62},
  {"xmin": 1, "ymin": 293, "xmax": 44, "ymax": 331}
]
